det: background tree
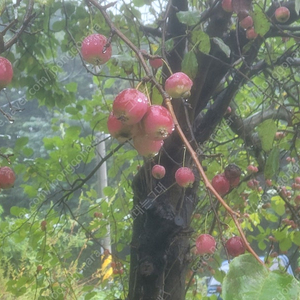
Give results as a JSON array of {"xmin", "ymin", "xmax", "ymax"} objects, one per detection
[{"xmin": 1, "ymin": 0, "xmax": 300, "ymax": 299}]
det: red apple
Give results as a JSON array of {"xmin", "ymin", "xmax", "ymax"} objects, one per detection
[
  {"xmin": 196, "ymin": 234, "xmax": 216, "ymax": 255},
  {"xmin": 133, "ymin": 135, "xmax": 163, "ymax": 158},
  {"xmin": 0, "ymin": 57, "xmax": 13, "ymax": 89},
  {"xmin": 41, "ymin": 220, "xmax": 47, "ymax": 231},
  {"xmin": 225, "ymin": 236, "xmax": 246, "ymax": 257},
  {"xmin": 240, "ymin": 16, "xmax": 253, "ymax": 29},
  {"xmin": 221, "ymin": 0, "xmax": 233, "ymax": 13},
  {"xmin": 103, "ymin": 249, "xmax": 110, "ymax": 256},
  {"xmin": 94, "ymin": 212, "xmax": 103, "ymax": 218},
  {"xmin": 81, "ymin": 34, "xmax": 112, "ymax": 65},
  {"xmin": 0, "ymin": 166, "xmax": 16, "ymax": 189},
  {"xmin": 141, "ymin": 105, "xmax": 174, "ymax": 140},
  {"xmin": 149, "ymin": 58, "xmax": 163, "ymax": 69},
  {"xmin": 175, "ymin": 167, "xmax": 195, "ymax": 188},
  {"xmin": 247, "ymin": 165, "xmax": 258, "ymax": 173},
  {"xmin": 275, "ymin": 7, "xmax": 290, "ymax": 23},
  {"xmin": 152, "ymin": 164, "xmax": 166, "ymax": 179},
  {"xmin": 107, "ymin": 113, "xmax": 135, "ymax": 142},
  {"xmin": 292, "ymin": 183, "xmax": 300, "ymax": 190},
  {"xmin": 247, "ymin": 179, "xmax": 259, "ymax": 189},
  {"xmin": 230, "ymin": 177, "xmax": 240, "ymax": 188},
  {"xmin": 36, "ymin": 265, "xmax": 43, "ymax": 272},
  {"xmin": 193, "ymin": 213, "xmax": 201, "ymax": 219},
  {"xmin": 165, "ymin": 72, "xmax": 193, "ymax": 98},
  {"xmin": 275, "ymin": 131, "xmax": 285, "ymax": 139},
  {"xmin": 246, "ymin": 27, "xmax": 258, "ymax": 39},
  {"xmin": 294, "ymin": 195, "xmax": 300, "ymax": 205},
  {"xmin": 211, "ymin": 174, "xmax": 230, "ymax": 196},
  {"xmin": 224, "ymin": 164, "xmax": 241, "ymax": 187},
  {"xmin": 225, "ymin": 106, "xmax": 232, "ymax": 115},
  {"xmin": 112, "ymin": 88, "xmax": 149, "ymax": 125},
  {"xmin": 266, "ymin": 179, "xmax": 272, "ymax": 187}
]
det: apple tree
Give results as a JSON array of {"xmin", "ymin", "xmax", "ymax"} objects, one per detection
[{"xmin": 1, "ymin": 0, "xmax": 300, "ymax": 299}]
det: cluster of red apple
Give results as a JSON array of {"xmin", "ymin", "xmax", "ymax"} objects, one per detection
[
  {"xmin": 196, "ymin": 233, "xmax": 246, "ymax": 257},
  {"xmin": 0, "ymin": 166, "xmax": 16, "ymax": 190},
  {"xmin": 111, "ymin": 261, "xmax": 124, "ymax": 275},
  {"xmin": 152, "ymin": 164, "xmax": 195, "ymax": 188},
  {"xmin": 211, "ymin": 164, "xmax": 242, "ymax": 196},
  {"xmin": 221, "ymin": 0, "xmax": 290, "ymax": 39},
  {"xmin": 107, "ymin": 89, "xmax": 175, "ymax": 157},
  {"xmin": 106, "ymin": 72, "xmax": 194, "ymax": 157},
  {"xmin": 81, "ymin": 34, "xmax": 194, "ymax": 158}
]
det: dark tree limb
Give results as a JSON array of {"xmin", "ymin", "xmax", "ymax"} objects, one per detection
[{"xmin": 1, "ymin": 0, "xmax": 36, "ymax": 54}]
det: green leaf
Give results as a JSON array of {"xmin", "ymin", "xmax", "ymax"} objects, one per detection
[
  {"xmin": 65, "ymin": 126, "xmax": 81, "ymax": 138},
  {"xmin": 52, "ymin": 20, "xmax": 65, "ymax": 31},
  {"xmin": 264, "ymin": 148, "xmax": 280, "ymax": 179},
  {"xmin": 176, "ymin": 11, "xmax": 201, "ymax": 26},
  {"xmin": 132, "ymin": 0, "xmax": 145, "ymax": 6},
  {"xmin": 22, "ymin": 147, "xmax": 34, "ymax": 157},
  {"xmin": 65, "ymin": 106, "xmax": 80, "ymax": 115},
  {"xmin": 271, "ymin": 196, "xmax": 285, "ymax": 216},
  {"xmin": 151, "ymin": 86, "xmax": 163, "ymax": 105},
  {"xmin": 223, "ymin": 254, "xmax": 300, "ymax": 300},
  {"xmin": 212, "ymin": 38, "xmax": 231, "ymax": 58},
  {"xmin": 181, "ymin": 51, "xmax": 198, "ymax": 79},
  {"xmin": 15, "ymin": 137, "xmax": 29, "ymax": 150},
  {"xmin": 257, "ymin": 119, "xmax": 277, "ymax": 152},
  {"xmin": 10, "ymin": 206, "xmax": 26, "ymax": 217},
  {"xmin": 292, "ymin": 231, "xmax": 300, "ymax": 246},
  {"xmin": 103, "ymin": 186, "xmax": 115, "ymax": 197},
  {"xmin": 65, "ymin": 82, "xmax": 77, "ymax": 93},
  {"xmin": 252, "ymin": 9, "xmax": 270, "ymax": 36},
  {"xmin": 84, "ymin": 292, "xmax": 98, "ymax": 300},
  {"xmin": 23, "ymin": 185, "xmax": 38, "ymax": 197},
  {"xmin": 191, "ymin": 30, "xmax": 211, "ymax": 54},
  {"xmin": 279, "ymin": 237, "xmax": 292, "ymax": 252}
]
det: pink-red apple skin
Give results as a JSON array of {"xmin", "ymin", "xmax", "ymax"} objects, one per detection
[
  {"xmin": 240, "ymin": 16, "xmax": 253, "ymax": 29},
  {"xmin": 246, "ymin": 27, "xmax": 258, "ymax": 40},
  {"xmin": 275, "ymin": 7, "xmax": 290, "ymax": 23},
  {"xmin": 81, "ymin": 34, "xmax": 112, "ymax": 65},
  {"xmin": 175, "ymin": 167, "xmax": 195, "ymax": 188},
  {"xmin": 0, "ymin": 57, "xmax": 13, "ymax": 89},
  {"xmin": 112, "ymin": 88, "xmax": 149, "ymax": 125},
  {"xmin": 225, "ymin": 236, "xmax": 246, "ymax": 257},
  {"xmin": 152, "ymin": 165, "xmax": 166, "ymax": 179},
  {"xmin": 133, "ymin": 135, "xmax": 163, "ymax": 158},
  {"xmin": 196, "ymin": 234, "xmax": 216, "ymax": 255},
  {"xmin": 0, "ymin": 166, "xmax": 16, "ymax": 189},
  {"xmin": 141, "ymin": 105, "xmax": 174, "ymax": 140},
  {"xmin": 212, "ymin": 174, "xmax": 230, "ymax": 196},
  {"xmin": 165, "ymin": 72, "xmax": 193, "ymax": 98},
  {"xmin": 149, "ymin": 58, "xmax": 163, "ymax": 69},
  {"xmin": 107, "ymin": 113, "xmax": 134, "ymax": 142},
  {"xmin": 221, "ymin": 0, "xmax": 233, "ymax": 13}
]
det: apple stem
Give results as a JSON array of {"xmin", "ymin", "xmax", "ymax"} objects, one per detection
[{"xmin": 162, "ymin": 58, "xmax": 173, "ymax": 76}]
